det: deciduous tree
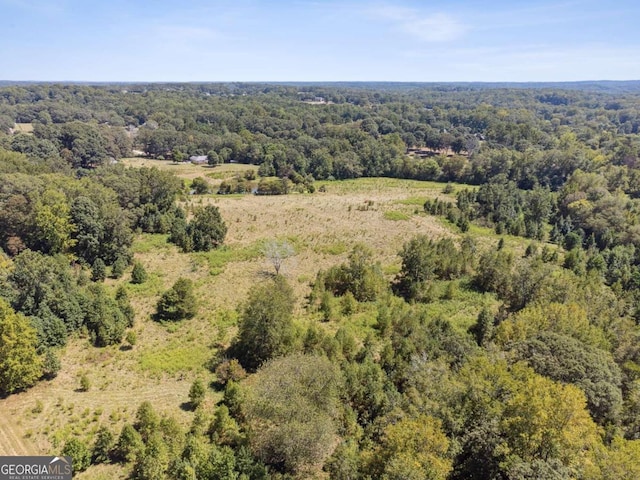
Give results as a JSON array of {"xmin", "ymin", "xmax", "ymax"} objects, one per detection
[
  {"xmin": 244, "ymin": 354, "xmax": 343, "ymax": 475},
  {"xmin": 0, "ymin": 299, "xmax": 42, "ymax": 394},
  {"xmin": 233, "ymin": 276, "xmax": 295, "ymax": 371}
]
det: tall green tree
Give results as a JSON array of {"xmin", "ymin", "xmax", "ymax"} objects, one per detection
[
  {"xmin": 188, "ymin": 378, "xmax": 206, "ymax": 410},
  {"xmin": 85, "ymin": 284, "xmax": 127, "ymax": 347},
  {"xmin": 132, "ymin": 433, "xmax": 169, "ymax": 480},
  {"xmin": 187, "ymin": 205, "xmax": 227, "ymax": 252},
  {"xmin": 6, "ymin": 249, "xmax": 85, "ymax": 347},
  {"xmin": 233, "ymin": 276, "xmax": 295, "ymax": 371},
  {"xmin": 513, "ymin": 331, "xmax": 623, "ymax": 425},
  {"xmin": 70, "ymin": 196, "xmax": 104, "ymax": 264},
  {"xmin": 32, "ymin": 189, "xmax": 76, "ymax": 255},
  {"xmin": 0, "ymin": 299, "xmax": 42, "ymax": 394},
  {"xmin": 393, "ymin": 235, "xmax": 469, "ymax": 302},
  {"xmin": 134, "ymin": 401, "xmax": 160, "ymax": 442},
  {"xmin": 314, "ymin": 244, "xmax": 386, "ymax": 302},
  {"xmin": 93, "ymin": 425, "xmax": 115, "ymax": 464},
  {"xmin": 114, "ymin": 424, "xmax": 144, "ymax": 463}
]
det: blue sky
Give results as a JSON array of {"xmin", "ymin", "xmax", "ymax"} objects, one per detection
[{"xmin": 1, "ymin": 0, "xmax": 639, "ymax": 82}]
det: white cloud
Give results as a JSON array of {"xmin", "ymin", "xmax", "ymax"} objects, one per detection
[{"xmin": 370, "ymin": 5, "xmax": 466, "ymax": 43}]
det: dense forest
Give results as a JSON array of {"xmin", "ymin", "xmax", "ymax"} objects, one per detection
[{"xmin": 1, "ymin": 82, "xmax": 640, "ymax": 479}]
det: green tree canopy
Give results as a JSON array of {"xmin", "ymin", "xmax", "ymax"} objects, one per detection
[
  {"xmin": 156, "ymin": 278, "xmax": 198, "ymax": 321},
  {"xmin": 61, "ymin": 438, "xmax": 91, "ymax": 472},
  {"xmin": 244, "ymin": 354, "xmax": 344, "ymax": 475},
  {"xmin": 169, "ymin": 205, "xmax": 227, "ymax": 252},
  {"xmin": 233, "ymin": 275, "xmax": 295, "ymax": 371},
  {"xmin": 513, "ymin": 331, "xmax": 623, "ymax": 425},
  {"xmin": 131, "ymin": 261, "xmax": 147, "ymax": 284},
  {"xmin": 0, "ymin": 299, "xmax": 42, "ymax": 394},
  {"xmin": 366, "ymin": 415, "xmax": 452, "ymax": 480},
  {"xmin": 393, "ymin": 235, "xmax": 472, "ymax": 302},
  {"xmin": 314, "ymin": 244, "xmax": 387, "ymax": 302}
]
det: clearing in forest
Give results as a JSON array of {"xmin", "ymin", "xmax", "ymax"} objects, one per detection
[{"xmin": 0, "ymin": 169, "xmax": 517, "ymax": 474}]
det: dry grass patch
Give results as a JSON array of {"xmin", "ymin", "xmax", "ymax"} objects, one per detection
[
  {"xmin": 0, "ymin": 335, "xmax": 203, "ymax": 456},
  {"xmin": 13, "ymin": 123, "xmax": 34, "ymax": 134}
]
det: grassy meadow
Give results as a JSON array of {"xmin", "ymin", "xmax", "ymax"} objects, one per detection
[{"xmin": 0, "ymin": 161, "xmax": 524, "ymax": 477}]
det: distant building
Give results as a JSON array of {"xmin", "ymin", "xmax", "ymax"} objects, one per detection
[{"xmin": 189, "ymin": 155, "xmax": 208, "ymax": 164}]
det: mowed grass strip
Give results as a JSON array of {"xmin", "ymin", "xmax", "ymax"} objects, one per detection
[{"xmin": 316, "ymin": 177, "xmax": 469, "ymax": 195}]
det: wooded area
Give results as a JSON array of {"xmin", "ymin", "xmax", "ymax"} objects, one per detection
[{"xmin": 1, "ymin": 82, "xmax": 640, "ymax": 479}]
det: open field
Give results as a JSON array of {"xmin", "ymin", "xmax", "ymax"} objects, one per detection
[
  {"xmin": 120, "ymin": 158, "xmax": 258, "ymax": 184},
  {"xmin": 0, "ymin": 175, "xmax": 526, "ymax": 474},
  {"xmin": 12, "ymin": 123, "xmax": 34, "ymax": 134}
]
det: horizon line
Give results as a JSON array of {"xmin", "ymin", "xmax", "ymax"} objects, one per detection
[{"xmin": 2, "ymin": 79, "xmax": 640, "ymax": 84}]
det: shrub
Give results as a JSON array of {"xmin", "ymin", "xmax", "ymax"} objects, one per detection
[
  {"xmin": 191, "ymin": 177, "xmax": 211, "ymax": 194},
  {"xmin": 188, "ymin": 378, "xmax": 206, "ymax": 409},
  {"xmin": 111, "ymin": 256, "xmax": 127, "ymax": 279},
  {"xmin": 61, "ymin": 438, "xmax": 91, "ymax": 472},
  {"xmin": 131, "ymin": 261, "xmax": 147, "ymax": 284},
  {"xmin": 255, "ymin": 178, "xmax": 289, "ymax": 195},
  {"xmin": 156, "ymin": 278, "xmax": 198, "ymax": 321},
  {"xmin": 125, "ymin": 330, "xmax": 137, "ymax": 347},
  {"xmin": 218, "ymin": 176, "xmax": 255, "ymax": 194},
  {"xmin": 214, "ymin": 359, "xmax": 247, "ymax": 386},
  {"xmin": 79, "ymin": 373, "xmax": 90, "ymax": 392}
]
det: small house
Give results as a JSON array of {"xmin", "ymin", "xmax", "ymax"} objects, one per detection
[{"xmin": 189, "ymin": 155, "xmax": 208, "ymax": 164}]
